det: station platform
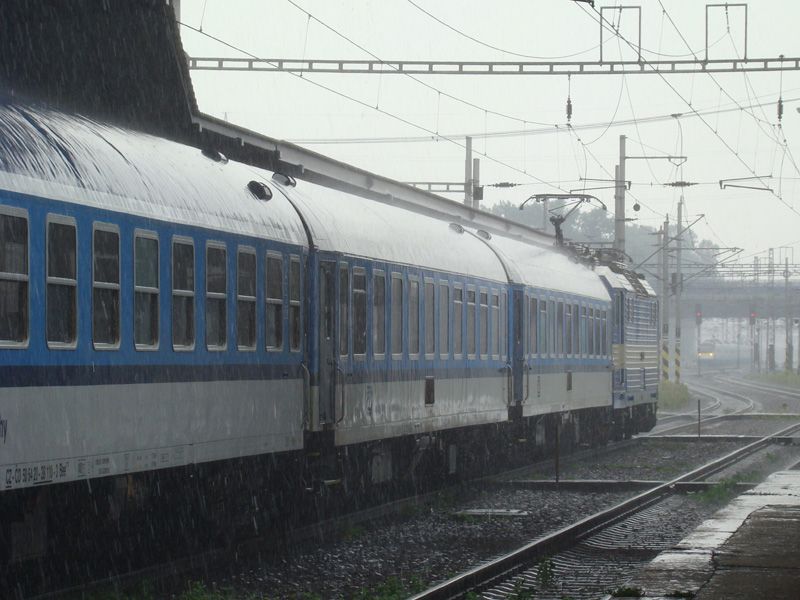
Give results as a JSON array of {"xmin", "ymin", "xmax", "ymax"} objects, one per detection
[{"xmin": 621, "ymin": 470, "xmax": 800, "ymax": 599}]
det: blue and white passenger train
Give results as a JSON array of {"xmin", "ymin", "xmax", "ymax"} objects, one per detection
[{"xmin": 0, "ymin": 102, "xmax": 657, "ymax": 560}]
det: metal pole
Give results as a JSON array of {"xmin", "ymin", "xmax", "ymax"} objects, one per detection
[
  {"xmin": 614, "ymin": 135, "xmax": 627, "ymax": 253},
  {"xmin": 674, "ymin": 197, "xmax": 683, "ymax": 384},
  {"xmin": 472, "ymin": 157, "xmax": 480, "ymax": 210},
  {"xmin": 786, "ymin": 257, "xmax": 793, "ymax": 371},
  {"xmin": 661, "ymin": 217, "xmax": 670, "ymax": 382},
  {"xmin": 554, "ymin": 419, "xmax": 560, "ymax": 483},
  {"xmin": 464, "ymin": 136, "xmax": 473, "ymax": 207},
  {"xmin": 737, "ymin": 318, "xmax": 741, "ymax": 370},
  {"xmin": 697, "ymin": 396, "xmax": 701, "ymax": 437}
]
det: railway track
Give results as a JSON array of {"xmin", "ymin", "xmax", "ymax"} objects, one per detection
[
  {"xmin": 644, "ymin": 381, "xmax": 754, "ymax": 437},
  {"xmin": 30, "ymin": 437, "xmax": 643, "ymax": 599},
  {"xmin": 408, "ymin": 420, "xmax": 800, "ymax": 600}
]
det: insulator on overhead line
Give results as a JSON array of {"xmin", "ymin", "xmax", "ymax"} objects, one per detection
[
  {"xmin": 778, "ymin": 97, "xmax": 784, "ymax": 123},
  {"xmin": 566, "ymin": 97, "xmax": 573, "ymax": 124}
]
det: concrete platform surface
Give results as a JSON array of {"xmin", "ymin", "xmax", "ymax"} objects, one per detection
[{"xmin": 616, "ymin": 470, "xmax": 800, "ymax": 599}]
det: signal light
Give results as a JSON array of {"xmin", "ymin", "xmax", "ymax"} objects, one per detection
[
  {"xmin": 695, "ymin": 304, "xmax": 702, "ymax": 326},
  {"xmin": 750, "ymin": 311, "xmax": 757, "ymax": 325}
]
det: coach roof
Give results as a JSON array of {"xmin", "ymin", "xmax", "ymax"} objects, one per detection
[
  {"xmin": 0, "ymin": 103, "xmax": 308, "ymax": 246},
  {"xmin": 283, "ymin": 180, "xmax": 508, "ymax": 283}
]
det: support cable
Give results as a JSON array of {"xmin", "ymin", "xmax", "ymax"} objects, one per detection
[
  {"xmin": 578, "ymin": 4, "xmax": 800, "ymax": 220},
  {"xmin": 284, "ymin": 0, "xmax": 552, "ymax": 127},
  {"xmin": 182, "ymin": 21, "xmax": 567, "ymax": 192}
]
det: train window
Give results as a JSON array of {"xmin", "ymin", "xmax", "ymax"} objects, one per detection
[
  {"xmin": 479, "ymin": 290, "xmax": 489, "ymax": 357},
  {"xmin": 588, "ymin": 308, "xmax": 595, "ymax": 356},
  {"xmin": 206, "ymin": 243, "xmax": 227, "ymax": 350},
  {"xmin": 573, "ymin": 304, "xmax": 580, "ymax": 356},
  {"xmin": 541, "ymin": 300, "xmax": 546, "ymax": 354},
  {"xmin": 237, "ymin": 248, "xmax": 257, "ymax": 350},
  {"xmin": 339, "ymin": 264, "xmax": 350, "ymax": 357},
  {"xmin": 602, "ymin": 309, "xmax": 608, "ymax": 355},
  {"xmin": 289, "ymin": 256, "xmax": 301, "ymax": 352},
  {"xmin": 409, "ymin": 277, "xmax": 420, "ymax": 357},
  {"xmin": 134, "ymin": 232, "xmax": 159, "ymax": 349},
  {"xmin": 391, "ymin": 274, "xmax": 403, "ymax": 357},
  {"xmin": 353, "ymin": 268, "xmax": 367, "ymax": 356},
  {"xmin": 172, "ymin": 239, "xmax": 195, "ymax": 350},
  {"xmin": 529, "ymin": 298, "xmax": 538, "ymax": 355},
  {"xmin": 500, "ymin": 292, "xmax": 507, "ymax": 360},
  {"xmin": 466, "ymin": 288, "xmax": 476, "ymax": 357},
  {"xmin": 580, "ymin": 306, "xmax": 586, "ymax": 354},
  {"xmin": 453, "ymin": 285, "xmax": 463, "ymax": 356},
  {"xmin": 424, "ymin": 280, "xmax": 435, "ymax": 356},
  {"xmin": 565, "ymin": 304, "xmax": 572, "ymax": 355},
  {"xmin": 373, "ymin": 271, "xmax": 386, "ymax": 358},
  {"xmin": 265, "ymin": 253, "xmax": 283, "ymax": 351},
  {"xmin": 47, "ymin": 217, "xmax": 78, "ymax": 347},
  {"xmin": 556, "ymin": 301, "xmax": 564, "ymax": 356},
  {"xmin": 93, "ymin": 225, "xmax": 120, "ymax": 348},
  {"xmin": 491, "ymin": 293, "xmax": 499, "ymax": 358},
  {"xmin": 548, "ymin": 300, "xmax": 555, "ymax": 356},
  {"xmin": 0, "ymin": 209, "xmax": 28, "ymax": 345},
  {"xmin": 439, "ymin": 283, "xmax": 449, "ymax": 358}
]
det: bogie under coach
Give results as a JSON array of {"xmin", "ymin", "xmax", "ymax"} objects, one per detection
[{"xmin": 0, "ymin": 102, "xmax": 657, "ymax": 565}]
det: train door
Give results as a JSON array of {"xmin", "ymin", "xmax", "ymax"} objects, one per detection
[{"xmin": 318, "ymin": 260, "xmax": 338, "ymax": 425}]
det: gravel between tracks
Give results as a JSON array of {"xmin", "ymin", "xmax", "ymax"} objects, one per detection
[{"xmin": 198, "ymin": 438, "xmax": 760, "ymax": 598}]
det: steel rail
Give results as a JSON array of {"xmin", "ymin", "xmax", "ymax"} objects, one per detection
[
  {"xmin": 714, "ymin": 375, "xmax": 800, "ymax": 399},
  {"xmin": 409, "ymin": 420, "xmax": 800, "ymax": 600}
]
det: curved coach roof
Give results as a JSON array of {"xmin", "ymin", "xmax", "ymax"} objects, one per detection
[
  {"xmin": 484, "ymin": 233, "xmax": 610, "ymax": 302},
  {"xmin": 282, "ymin": 180, "xmax": 508, "ymax": 283},
  {"xmin": 0, "ymin": 103, "xmax": 308, "ymax": 245}
]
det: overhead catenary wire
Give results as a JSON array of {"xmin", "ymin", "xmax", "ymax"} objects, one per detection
[
  {"xmin": 181, "ymin": 21, "xmax": 567, "ymax": 193},
  {"xmin": 577, "ymin": 3, "xmax": 800, "ymax": 222},
  {"xmin": 291, "ymin": 94, "xmax": 800, "ymax": 145},
  {"xmin": 407, "ymin": 0, "xmax": 728, "ymax": 61},
  {"xmin": 283, "ymin": 0, "xmax": 553, "ymax": 127}
]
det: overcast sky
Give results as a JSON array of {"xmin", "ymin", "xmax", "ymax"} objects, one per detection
[{"xmin": 178, "ymin": 0, "xmax": 800, "ymax": 263}]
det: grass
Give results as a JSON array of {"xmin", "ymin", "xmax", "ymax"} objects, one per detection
[
  {"xmin": 658, "ymin": 381, "xmax": 691, "ymax": 411},
  {"xmin": 748, "ymin": 371, "xmax": 800, "ymax": 389},
  {"xmin": 692, "ymin": 474, "xmax": 753, "ymax": 505}
]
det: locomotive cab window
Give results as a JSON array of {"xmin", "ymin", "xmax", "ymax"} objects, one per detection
[
  {"xmin": 206, "ymin": 243, "xmax": 227, "ymax": 350},
  {"xmin": 172, "ymin": 238, "xmax": 195, "ymax": 350},
  {"xmin": 237, "ymin": 247, "xmax": 257, "ymax": 350},
  {"xmin": 47, "ymin": 216, "xmax": 77, "ymax": 347},
  {"xmin": 265, "ymin": 253, "xmax": 283, "ymax": 351},
  {"xmin": 93, "ymin": 224, "xmax": 120, "ymax": 348},
  {"xmin": 134, "ymin": 232, "xmax": 159, "ymax": 349},
  {"xmin": 0, "ymin": 209, "xmax": 29, "ymax": 345}
]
